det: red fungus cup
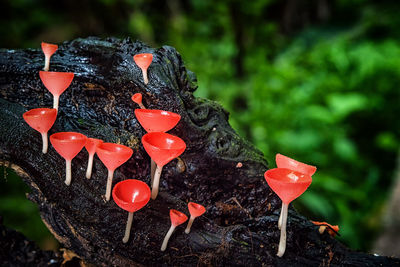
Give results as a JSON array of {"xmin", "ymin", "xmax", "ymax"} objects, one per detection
[
  {"xmin": 84, "ymin": 138, "xmax": 103, "ymax": 179},
  {"xmin": 264, "ymin": 168, "xmax": 312, "ymax": 257},
  {"xmin": 23, "ymin": 108, "xmax": 57, "ymax": 154},
  {"xmin": 112, "ymin": 179, "xmax": 151, "ymax": 243},
  {"xmin": 185, "ymin": 202, "xmax": 206, "ymax": 234},
  {"xmin": 142, "ymin": 132, "xmax": 186, "ymax": 200},
  {"xmin": 96, "ymin": 143, "xmax": 133, "ymax": 201},
  {"xmin": 133, "ymin": 53, "xmax": 153, "ymax": 84},
  {"xmin": 50, "ymin": 132, "xmax": 87, "ymax": 185},
  {"xmin": 41, "ymin": 42, "xmax": 58, "ymax": 71},
  {"xmin": 161, "ymin": 209, "xmax": 188, "ymax": 251},
  {"xmin": 131, "ymin": 93, "xmax": 145, "ymax": 109},
  {"xmin": 39, "ymin": 71, "xmax": 74, "ymax": 111}
]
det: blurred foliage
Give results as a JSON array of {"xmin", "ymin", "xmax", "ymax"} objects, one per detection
[{"xmin": 1, "ymin": 0, "xmax": 399, "ymax": 252}]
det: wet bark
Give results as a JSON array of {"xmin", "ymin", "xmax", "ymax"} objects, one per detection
[{"xmin": 0, "ymin": 37, "xmax": 399, "ymax": 266}]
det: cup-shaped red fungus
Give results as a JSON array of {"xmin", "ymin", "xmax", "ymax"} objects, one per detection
[
  {"xmin": 39, "ymin": 71, "xmax": 74, "ymax": 111},
  {"xmin": 142, "ymin": 132, "xmax": 186, "ymax": 200},
  {"xmin": 23, "ymin": 108, "xmax": 57, "ymax": 154},
  {"xmin": 84, "ymin": 138, "xmax": 103, "ymax": 179},
  {"xmin": 161, "ymin": 209, "xmax": 188, "ymax": 251},
  {"xmin": 275, "ymin": 154, "xmax": 317, "ymax": 230},
  {"xmin": 50, "ymin": 132, "xmax": 87, "ymax": 185},
  {"xmin": 41, "ymin": 42, "xmax": 58, "ymax": 71},
  {"xmin": 311, "ymin": 221, "xmax": 340, "ymax": 237},
  {"xmin": 185, "ymin": 202, "xmax": 206, "ymax": 234},
  {"xmin": 135, "ymin": 109, "xmax": 181, "ymax": 184},
  {"xmin": 131, "ymin": 93, "xmax": 145, "ymax": 109},
  {"xmin": 264, "ymin": 168, "xmax": 312, "ymax": 257},
  {"xmin": 112, "ymin": 179, "xmax": 151, "ymax": 243},
  {"xmin": 96, "ymin": 143, "xmax": 133, "ymax": 201},
  {"xmin": 133, "ymin": 53, "xmax": 153, "ymax": 84}
]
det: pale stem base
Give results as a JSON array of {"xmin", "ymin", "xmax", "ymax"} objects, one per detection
[
  {"xmin": 142, "ymin": 69, "xmax": 149, "ymax": 84},
  {"xmin": 185, "ymin": 216, "xmax": 195, "ymax": 234},
  {"xmin": 41, "ymin": 132, "xmax": 48, "ymax": 154},
  {"xmin": 138, "ymin": 103, "xmax": 145, "ymax": 109},
  {"xmin": 278, "ymin": 203, "xmax": 283, "ymax": 229},
  {"xmin": 122, "ymin": 212, "xmax": 133, "ymax": 243},
  {"xmin": 43, "ymin": 56, "xmax": 50, "ymax": 72},
  {"xmin": 86, "ymin": 153, "xmax": 94, "ymax": 179},
  {"xmin": 151, "ymin": 165, "xmax": 163, "ymax": 200},
  {"xmin": 161, "ymin": 225, "xmax": 175, "ymax": 251},
  {"xmin": 150, "ymin": 159, "xmax": 156, "ymax": 185},
  {"xmin": 277, "ymin": 202, "xmax": 288, "ymax": 257},
  {"xmin": 65, "ymin": 160, "xmax": 72, "ymax": 185},
  {"xmin": 105, "ymin": 169, "xmax": 114, "ymax": 201},
  {"xmin": 53, "ymin": 95, "xmax": 59, "ymax": 111}
]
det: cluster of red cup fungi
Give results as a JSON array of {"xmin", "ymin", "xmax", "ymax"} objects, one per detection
[{"xmin": 22, "ymin": 41, "xmax": 339, "ymax": 256}]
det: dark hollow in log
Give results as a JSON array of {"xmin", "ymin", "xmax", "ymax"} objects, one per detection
[{"xmin": 0, "ymin": 37, "xmax": 399, "ymax": 266}]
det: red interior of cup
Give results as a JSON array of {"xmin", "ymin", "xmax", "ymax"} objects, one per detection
[
  {"xmin": 170, "ymin": 209, "xmax": 188, "ymax": 227},
  {"xmin": 96, "ymin": 143, "xmax": 133, "ymax": 171},
  {"xmin": 188, "ymin": 202, "xmax": 206, "ymax": 218},
  {"xmin": 264, "ymin": 168, "xmax": 312, "ymax": 204},
  {"xmin": 141, "ymin": 132, "xmax": 186, "ymax": 167},
  {"xmin": 41, "ymin": 42, "xmax": 58, "ymax": 57},
  {"xmin": 135, "ymin": 109, "xmax": 181, "ymax": 133},
  {"xmin": 39, "ymin": 71, "xmax": 74, "ymax": 96},
  {"xmin": 23, "ymin": 108, "xmax": 57, "ymax": 133},
  {"xmin": 133, "ymin": 53, "xmax": 153, "ymax": 70},
  {"xmin": 85, "ymin": 138, "xmax": 103, "ymax": 155},
  {"xmin": 131, "ymin": 93, "xmax": 142, "ymax": 105},
  {"xmin": 50, "ymin": 132, "xmax": 87, "ymax": 160},
  {"xmin": 276, "ymin": 153, "xmax": 317, "ymax": 176},
  {"xmin": 112, "ymin": 179, "xmax": 151, "ymax": 213}
]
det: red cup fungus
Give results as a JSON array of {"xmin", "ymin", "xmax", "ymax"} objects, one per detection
[
  {"xmin": 41, "ymin": 42, "xmax": 58, "ymax": 71},
  {"xmin": 185, "ymin": 202, "xmax": 206, "ymax": 234},
  {"xmin": 96, "ymin": 143, "xmax": 133, "ymax": 201},
  {"xmin": 112, "ymin": 179, "xmax": 151, "ymax": 243},
  {"xmin": 23, "ymin": 108, "xmax": 57, "ymax": 154},
  {"xmin": 39, "ymin": 71, "xmax": 74, "ymax": 111},
  {"xmin": 161, "ymin": 209, "xmax": 188, "ymax": 251},
  {"xmin": 131, "ymin": 93, "xmax": 145, "ymax": 109},
  {"xmin": 50, "ymin": 132, "xmax": 87, "ymax": 185},
  {"xmin": 133, "ymin": 53, "xmax": 153, "ymax": 84}
]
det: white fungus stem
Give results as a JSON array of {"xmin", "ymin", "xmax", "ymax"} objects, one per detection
[
  {"xmin": 161, "ymin": 225, "xmax": 176, "ymax": 251},
  {"xmin": 44, "ymin": 56, "xmax": 50, "ymax": 71},
  {"xmin": 138, "ymin": 103, "xmax": 145, "ymax": 109},
  {"xmin": 278, "ymin": 203, "xmax": 283, "ymax": 229},
  {"xmin": 86, "ymin": 153, "xmax": 94, "ymax": 179},
  {"xmin": 53, "ymin": 95, "xmax": 60, "ymax": 111},
  {"xmin": 142, "ymin": 69, "xmax": 149, "ymax": 84},
  {"xmin": 151, "ymin": 165, "xmax": 163, "ymax": 200},
  {"xmin": 150, "ymin": 159, "xmax": 156, "ymax": 185},
  {"xmin": 65, "ymin": 160, "xmax": 72, "ymax": 185},
  {"xmin": 277, "ymin": 202, "xmax": 288, "ymax": 257},
  {"xmin": 41, "ymin": 132, "xmax": 48, "ymax": 154},
  {"xmin": 105, "ymin": 169, "xmax": 114, "ymax": 201},
  {"xmin": 122, "ymin": 212, "xmax": 133, "ymax": 243},
  {"xmin": 185, "ymin": 216, "xmax": 195, "ymax": 234}
]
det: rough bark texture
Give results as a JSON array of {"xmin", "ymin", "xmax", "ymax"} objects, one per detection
[{"xmin": 0, "ymin": 37, "xmax": 399, "ymax": 266}]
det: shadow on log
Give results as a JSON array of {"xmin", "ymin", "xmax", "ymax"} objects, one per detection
[{"xmin": 0, "ymin": 37, "xmax": 399, "ymax": 266}]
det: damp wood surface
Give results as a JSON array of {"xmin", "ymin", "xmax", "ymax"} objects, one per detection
[{"xmin": 0, "ymin": 37, "xmax": 399, "ymax": 266}]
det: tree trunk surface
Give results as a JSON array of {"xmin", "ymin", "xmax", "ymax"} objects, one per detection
[{"xmin": 0, "ymin": 37, "xmax": 398, "ymax": 266}]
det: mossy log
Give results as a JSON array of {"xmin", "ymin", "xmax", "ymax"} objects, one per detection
[{"xmin": 0, "ymin": 37, "xmax": 399, "ymax": 266}]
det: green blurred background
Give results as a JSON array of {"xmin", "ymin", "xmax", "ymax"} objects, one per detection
[{"xmin": 0, "ymin": 0, "xmax": 399, "ymax": 253}]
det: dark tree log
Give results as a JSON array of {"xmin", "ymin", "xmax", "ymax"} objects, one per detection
[{"xmin": 0, "ymin": 37, "xmax": 399, "ymax": 266}]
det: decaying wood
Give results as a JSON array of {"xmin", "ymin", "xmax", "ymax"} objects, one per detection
[{"xmin": 0, "ymin": 37, "xmax": 399, "ymax": 266}]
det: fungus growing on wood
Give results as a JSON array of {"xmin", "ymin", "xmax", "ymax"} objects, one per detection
[
  {"xmin": 264, "ymin": 168, "xmax": 312, "ymax": 257},
  {"xmin": 131, "ymin": 93, "xmax": 145, "ymax": 109},
  {"xmin": 50, "ymin": 132, "xmax": 87, "ymax": 185},
  {"xmin": 185, "ymin": 202, "xmax": 206, "ymax": 234},
  {"xmin": 23, "ymin": 108, "xmax": 57, "ymax": 154},
  {"xmin": 112, "ymin": 179, "xmax": 151, "ymax": 243},
  {"xmin": 39, "ymin": 71, "xmax": 74, "ymax": 111},
  {"xmin": 41, "ymin": 42, "xmax": 58, "ymax": 71},
  {"xmin": 133, "ymin": 53, "xmax": 153, "ymax": 84},
  {"xmin": 142, "ymin": 132, "xmax": 186, "ymax": 200},
  {"xmin": 311, "ymin": 221, "xmax": 340, "ymax": 237},
  {"xmin": 84, "ymin": 138, "xmax": 103, "ymax": 179},
  {"xmin": 161, "ymin": 209, "xmax": 188, "ymax": 251},
  {"xmin": 96, "ymin": 143, "xmax": 133, "ymax": 201}
]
